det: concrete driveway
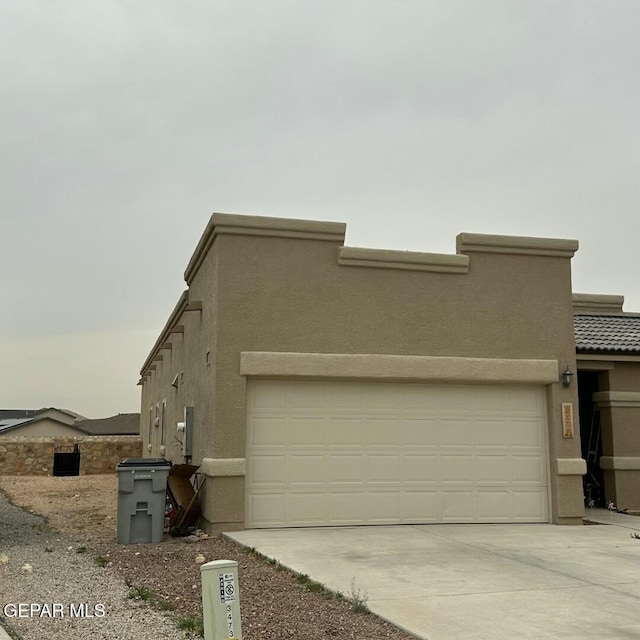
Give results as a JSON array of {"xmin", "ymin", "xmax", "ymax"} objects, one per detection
[{"xmin": 227, "ymin": 510, "xmax": 640, "ymax": 640}]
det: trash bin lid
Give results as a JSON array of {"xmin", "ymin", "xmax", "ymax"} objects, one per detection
[{"xmin": 117, "ymin": 458, "xmax": 171, "ymax": 468}]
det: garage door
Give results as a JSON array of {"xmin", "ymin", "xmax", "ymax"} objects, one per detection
[{"xmin": 246, "ymin": 379, "xmax": 549, "ymax": 528}]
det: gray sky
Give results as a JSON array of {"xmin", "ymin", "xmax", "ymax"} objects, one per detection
[{"xmin": 1, "ymin": 1, "xmax": 638, "ymax": 418}]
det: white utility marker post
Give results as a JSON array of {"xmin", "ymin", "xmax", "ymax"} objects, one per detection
[{"xmin": 201, "ymin": 559, "xmax": 242, "ymax": 640}]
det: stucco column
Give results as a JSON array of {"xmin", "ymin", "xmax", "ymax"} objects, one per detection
[{"xmin": 595, "ymin": 391, "xmax": 640, "ymax": 510}]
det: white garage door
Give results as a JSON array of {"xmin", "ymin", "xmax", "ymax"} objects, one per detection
[{"xmin": 246, "ymin": 379, "xmax": 549, "ymax": 528}]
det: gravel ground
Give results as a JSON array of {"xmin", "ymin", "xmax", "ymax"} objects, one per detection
[
  {"xmin": 0, "ymin": 476, "xmax": 417, "ymax": 640},
  {"xmin": 0, "ymin": 488, "xmax": 184, "ymax": 640}
]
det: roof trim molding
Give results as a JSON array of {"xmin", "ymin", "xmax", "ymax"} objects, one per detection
[
  {"xmin": 240, "ymin": 351, "xmax": 560, "ymax": 384},
  {"xmin": 576, "ymin": 359, "xmax": 615, "ymax": 370},
  {"xmin": 140, "ymin": 291, "xmax": 188, "ymax": 375},
  {"xmin": 184, "ymin": 213, "xmax": 347, "ymax": 284},
  {"xmin": 576, "ymin": 354, "xmax": 640, "ymax": 362},
  {"xmin": 573, "ymin": 293, "xmax": 625, "ymax": 314},
  {"xmin": 338, "ymin": 246, "xmax": 469, "ymax": 273},
  {"xmin": 456, "ymin": 233, "xmax": 579, "ymax": 258}
]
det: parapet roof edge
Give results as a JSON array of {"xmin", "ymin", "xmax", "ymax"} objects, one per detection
[
  {"xmin": 573, "ymin": 293, "xmax": 625, "ymax": 314},
  {"xmin": 184, "ymin": 213, "xmax": 347, "ymax": 284},
  {"xmin": 338, "ymin": 246, "xmax": 469, "ymax": 273},
  {"xmin": 456, "ymin": 233, "xmax": 579, "ymax": 258},
  {"xmin": 140, "ymin": 290, "xmax": 189, "ymax": 376}
]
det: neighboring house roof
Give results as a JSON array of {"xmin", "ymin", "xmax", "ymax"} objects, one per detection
[
  {"xmin": 574, "ymin": 314, "xmax": 640, "ymax": 353},
  {"xmin": 0, "ymin": 415, "xmax": 87, "ymax": 435},
  {"xmin": 0, "ymin": 407, "xmax": 89, "ymax": 435},
  {"xmin": 0, "ymin": 409, "xmax": 39, "ymax": 420},
  {"xmin": 39, "ymin": 407, "xmax": 88, "ymax": 421},
  {"xmin": 1, "ymin": 407, "xmax": 87, "ymax": 423},
  {"xmin": 0, "ymin": 410, "xmax": 140, "ymax": 436},
  {"xmin": 74, "ymin": 413, "xmax": 140, "ymax": 436}
]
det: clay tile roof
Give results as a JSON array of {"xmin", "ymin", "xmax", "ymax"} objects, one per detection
[{"xmin": 574, "ymin": 314, "xmax": 640, "ymax": 353}]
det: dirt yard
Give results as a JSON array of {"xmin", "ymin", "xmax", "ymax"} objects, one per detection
[{"xmin": 0, "ymin": 475, "xmax": 415, "ymax": 640}]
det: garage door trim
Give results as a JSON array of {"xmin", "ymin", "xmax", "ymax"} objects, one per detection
[{"xmin": 240, "ymin": 352, "xmax": 559, "ymax": 385}]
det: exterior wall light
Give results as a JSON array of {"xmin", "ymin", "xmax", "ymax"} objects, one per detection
[{"xmin": 562, "ymin": 365, "xmax": 574, "ymax": 388}]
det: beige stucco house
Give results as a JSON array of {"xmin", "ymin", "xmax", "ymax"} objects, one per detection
[{"xmin": 139, "ymin": 213, "xmax": 640, "ymax": 532}]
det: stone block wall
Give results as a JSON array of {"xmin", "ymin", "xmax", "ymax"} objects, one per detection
[{"xmin": 0, "ymin": 436, "xmax": 143, "ymax": 475}]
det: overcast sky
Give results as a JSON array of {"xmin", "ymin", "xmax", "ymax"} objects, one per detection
[{"xmin": 1, "ymin": 1, "xmax": 638, "ymax": 418}]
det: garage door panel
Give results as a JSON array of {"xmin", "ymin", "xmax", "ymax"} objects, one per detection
[
  {"xmin": 364, "ymin": 418, "xmax": 401, "ymax": 446},
  {"xmin": 403, "ymin": 455, "xmax": 438, "ymax": 482},
  {"xmin": 287, "ymin": 383, "xmax": 325, "ymax": 409},
  {"xmin": 289, "ymin": 454, "xmax": 325, "ymax": 484},
  {"xmin": 249, "ymin": 417, "xmax": 286, "ymax": 446},
  {"xmin": 249, "ymin": 455, "xmax": 286, "ymax": 485},
  {"xmin": 475, "ymin": 420, "xmax": 509, "ymax": 447},
  {"xmin": 476, "ymin": 490, "xmax": 512, "ymax": 520},
  {"xmin": 328, "ymin": 454, "xmax": 362, "ymax": 483},
  {"xmin": 511, "ymin": 420, "xmax": 544, "ymax": 448},
  {"xmin": 324, "ymin": 382, "xmax": 364, "ymax": 409},
  {"xmin": 442, "ymin": 491, "xmax": 475, "ymax": 521},
  {"xmin": 366, "ymin": 491, "xmax": 402, "ymax": 522},
  {"xmin": 249, "ymin": 381, "xmax": 288, "ymax": 409},
  {"xmin": 472, "ymin": 386, "xmax": 509, "ymax": 411},
  {"xmin": 512, "ymin": 455, "xmax": 546, "ymax": 484},
  {"xmin": 476, "ymin": 455, "xmax": 509, "ymax": 483},
  {"xmin": 288, "ymin": 492, "xmax": 325, "ymax": 525},
  {"xmin": 363, "ymin": 384, "xmax": 401, "ymax": 410},
  {"xmin": 248, "ymin": 493, "xmax": 285, "ymax": 526},
  {"xmin": 329, "ymin": 418, "xmax": 362, "ymax": 445},
  {"xmin": 402, "ymin": 384, "xmax": 438, "ymax": 408},
  {"xmin": 440, "ymin": 455, "xmax": 474, "ymax": 482},
  {"xmin": 440, "ymin": 420, "xmax": 475, "ymax": 446},
  {"xmin": 328, "ymin": 492, "xmax": 365, "ymax": 524},
  {"xmin": 506, "ymin": 386, "xmax": 544, "ymax": 413},
  {"xmin": 402, "ymin": 418, "xmax": 440, "ymax": 446},
  {"xmin": 403, "ymin": 491, "xmax": 440, "ymax": 522},
  {"xmin": 365, "ymin": 455, "xmax": 401, "ymax": 483},
  {"xmin": 287, "ymin": 417, "xmax": 325, "ymax": 446},
  {"xmin": 513, "ymin": 490, "xmax": 548, "ymax": 520},
  {"xmin": 425, "ymin": 385, "xmax": 471, "ymax": 410},
  {"xmin": 246, "ymin": 380, "xmax": 549, "ymax": 527}
]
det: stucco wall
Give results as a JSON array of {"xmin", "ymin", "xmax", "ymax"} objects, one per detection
[
  {"xmin": 0, "ymin": 436, "xmax": 142, "ymax": 475},
  {"xmin": 139, "ymin": 232, "xmax": 222, "ymax": 468},
  {"xmin": 140, "ymin": 214, "xmax": 584, "ymax": 529},
  {"xmin": 595, "ymin": 362, "xmax": 640, "ymax": 510}
]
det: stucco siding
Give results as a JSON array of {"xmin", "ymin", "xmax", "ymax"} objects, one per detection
[
  {"xmin": 594, "ymin": 364, "xmax": 640, "ymax": 510},
  {"xmin": 140, "ymin": 214, "xmax": 585, "ymax": 529}
]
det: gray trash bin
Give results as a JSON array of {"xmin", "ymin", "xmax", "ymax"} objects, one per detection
[{"xmin": 116, "ymin": 458, "xmax": 171, "ymax": 544}]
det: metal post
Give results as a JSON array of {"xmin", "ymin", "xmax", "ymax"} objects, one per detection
[{"xmin": 201, "ymin": 559, "xmax": 242, "ymax": 640}]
